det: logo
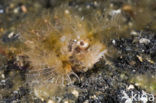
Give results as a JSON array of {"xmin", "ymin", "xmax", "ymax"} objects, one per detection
[{"xmin": 121, "ymin": 90, "xmax": 155, "ymax": 103}]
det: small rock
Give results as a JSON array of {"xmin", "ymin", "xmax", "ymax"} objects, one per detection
[
  {"xmin": 130, "ymin": 31, "xmax": 138, "ymax": 36},
  {"xmin": 135, "ymin": 83, "xmax": 140, "ymax": 86},
  {"xmin": 139, "ymin": 38, "xmax": 150, "ymax": 44},
  {"xmin": 8, "ymin": 32, "xmax": 16, "ymax": 38},
  {"xmin": 90, "ymin": 95, "xmax": 98, "ymax": 99},
  {"xmin": 1, "ymin": 74, "xmax": 5, "ymax": 78},
  {"xmin": 137, "ymin": 55, "xmax": 143, "ymax": 62},
  {"xmin": 127, "ymin": 84, "xmax": 134, "ymax": 90},
  {"xmin": 94, "ymin": 1, "xmax": 98, "ymax": 6},
  {"xmin": 86, "ymin": 5, "xmax": 90, "ymax": 9},
  {"xmin": 83, "ymin": 100, "xmax": 89, "ymax": 103},
  {"xmin": 64, "ymin": 101, "xmax": 69, "ymax": 103},
  {"xmin": 0, "ymin": 5, "xmax": 4, "ymax": 14},
  {"xmin": 132, "ymin": 70, "xmax": 136, "ymax": 72},
  {"xmin": 109, "ymin": 9, "xmax": 121, "ymax": 16},
  {"xmin": 64, "ymin": 9, "xmax": 70, "ymax": 14},
  {"xmin": 13, "ymin": 91, "xmax": 18, "ymax": 94},
  {"xmin": 13, "ymin": 7, "xmax": 20, "ymax": 14},
  {"xmin": 0, "ymin": 9, "xmax": 4, "ymax": 14},
  {"xmin": 146, "ymin": 58, "xmax": 155, "ymax": 64},
  {"xmin": 72, "ymin": 89, "xmax": 79, "ymax": 98},
  {"xmin": 129, "ymin": 61, "xmax": 136, "ymax": 66},
  {"xmin": 1, "ymin": 80, "xmax": 6, "ymax": 83},
  {"xmin": 21, "ymin": 5, "xmax": 27, "ymax": 13},
  {"xmin": 112, "ymin": 40, "xmax": 116, "ymax": 45},
  {"xmin": 48, "ymin": 100, "xmax": 55, "ymax": 103},
  {"xmin": 122, "ymin": 4, "xmax": 133, "ymax": 13},
  {"xmin": 2, "ymin": 31, "xmax": 20, "ymax": 42}
]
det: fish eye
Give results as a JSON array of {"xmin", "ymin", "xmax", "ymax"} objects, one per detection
[
  {"xmin": 80, "ymin": 41, "xmax": 84, "ymax": 46},
  {"xmin": 77, "ymin": 40, "xmax": 89, "ymax": 49}
]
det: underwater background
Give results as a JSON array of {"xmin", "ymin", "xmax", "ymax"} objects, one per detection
[{"xmin": 0, "ymin": 0, "xmax": 156, "ymax": 103}]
